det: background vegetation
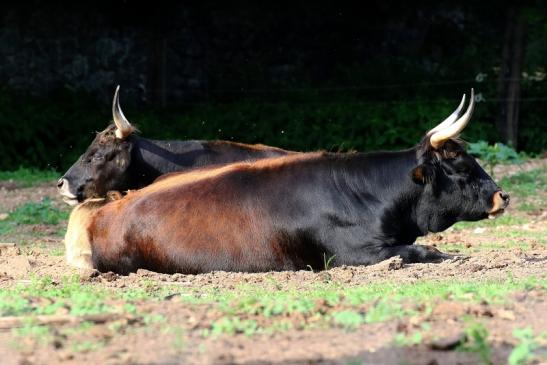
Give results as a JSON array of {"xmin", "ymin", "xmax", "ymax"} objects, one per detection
[{"xmin": 0, "ymin": 1, "xmax": 546, "ymax": 171}]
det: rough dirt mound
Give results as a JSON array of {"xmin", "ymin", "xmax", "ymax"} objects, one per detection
[{"xmin": 2, "ymin": 244, "xmax": 545, "ymax": 290}]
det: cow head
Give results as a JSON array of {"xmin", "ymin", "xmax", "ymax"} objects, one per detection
[
  {"xmin": 58, "ymin": 86, "xmax": 137, "ymax": 205},
  {"xmin": 411, "ymin": 89, "xmax": 510, "ymax": 232}
]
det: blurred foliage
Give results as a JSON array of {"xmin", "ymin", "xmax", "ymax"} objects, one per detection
[
  {"xmin": 1, "ymin": 2, "xmax": 547, "ymax": 171},
  {"xmin": 467, "ymin": 141, "xmax": 521, "ymax": 176},
  {"xmin": 1, "ymin": 88, "xmax": 539, "ymax": 172},
  {"xmin": 0, "ymin": 167, "xmax": 59, "ymax": 187}
]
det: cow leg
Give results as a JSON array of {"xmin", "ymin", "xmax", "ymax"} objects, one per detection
[
  {"xmin": 379, "ymin": 244, "xmax": 454, "ymax": 264},
  {"xmin": 64, "ymin": 231, "xmax": 93, "ymax": 270},
  {"xmin": 64, "ymin": 206, "xmax": 95, "ymax": 270}
]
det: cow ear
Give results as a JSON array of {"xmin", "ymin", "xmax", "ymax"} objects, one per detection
[{"xmin": 411, "ymin": 164, "xmax": 435, "ymax": 185}]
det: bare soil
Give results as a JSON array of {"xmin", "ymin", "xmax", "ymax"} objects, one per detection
[{"xmin": 0, "ymin": 160, "xmax": 545, "ymax": 365}]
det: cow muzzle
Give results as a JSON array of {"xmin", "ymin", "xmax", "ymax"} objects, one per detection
[
  {"xmin": 488, "ymin": 190, "xmax": 510, "ymax": 219},
  {"xmin": 57, "ymin": 178, "xmax": 79, "ymax": 206}
]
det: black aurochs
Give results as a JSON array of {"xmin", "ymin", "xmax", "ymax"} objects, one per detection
[
  {"xmin": 57, "ymin": 86, "xmax": 290, "ymax": 205},
  {"xmin": 65, "ymin": 89, "xmax": 510, "ymax": 273}
]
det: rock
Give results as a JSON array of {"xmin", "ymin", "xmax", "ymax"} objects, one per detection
[
  {"xmin": 429, "ymin": 332, "xmax": 467, "ymax": 350},
  {"xmin": 375, "ymin": 256, "xmax": 404, "ymax": 271},
  {"xmin": 497, "ymin": 309, "xmax": 516, "ymax": 321}
]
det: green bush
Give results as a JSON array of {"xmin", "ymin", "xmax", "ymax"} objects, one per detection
[{"xmin": 467, "ymin": 141, "xmax": 521, "ymax": 176}]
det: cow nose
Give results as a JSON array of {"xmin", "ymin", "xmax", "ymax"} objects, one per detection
[
  {"xmin": 57, "ymin": 178, "xmax": 65, "ymax": 189},
  {"xmin": 499, "ymin": 191, "xmax": 510, "ymax": 205},
  {"xmin": 493, "ymin": 190, "xmax": 510, "ymax": 209}
]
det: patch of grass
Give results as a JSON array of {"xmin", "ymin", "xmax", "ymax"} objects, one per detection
[
  {"xmin": 517, "ymin": 201, "xmax": 542, "ymax": 212},
  {"xmin": 17, "ymin": 242, "xmax": 66, "ymax": 256},
  {"xmin": 394, "ymin": 330, "xmax": 424, "ymax": 347},
  {"xmin": 364, "ymin": 301, "xmax": 407, "ymax": 323},
  {"xmin": 458, "ymin": 322, "xmax": 492, "ymax": 365},
  {"xmin": 440, "ymin": 238, "xmax": 545, "ymax": 254},
  {"xmin": 509, "ymin": 327, "xmax": 547, "ymax": 365},
  {"xmin": 3, "ymin": 275, "xmax": 545, "ymax": 341},
  {"xmin": 499, "ymin": 167, "xmax": 546, "ymax": 199},
  {"xmin": 177, "ymin": 276, "xmax": 546, "ymax": 335},
  {"xmin": 0, "ymin": 198, "xmax": 69, "ymax": 235},
  {"xmin": 332, "ymin": 310, "xmax": 365, "ymax": 329},
  {"xmin": 210, "ymin": 317, "xmax": 259, "ymax": 337},
  {"xmin": 452, "ymin": 215, "xmax": 528, "ymax": 231},
  {"xmin": 0, "ymin": 276, "xmax": 111, "ymax": 317},
  {"xmin": 13, "ymin": 322, "xmax": 53, "ymax": 344},
  {"xmin": 0, "ymin": 275, "xmax": 184, "ymax": 319},
  {"xmin": 0, "ymin": 167, "xmax": 58, "ymax": 187},
  {"xmin": 9, "ymin": 198, "xmax": 68, "ymax": 225},
  {"xmin": 71, "ymin": 339, "xmax": 106, "ymax": 353}
]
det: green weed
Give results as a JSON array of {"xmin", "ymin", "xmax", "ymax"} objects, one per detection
[
  {"xmin": 9, "ymin": 198, "xmax": 68, "ymax": 225},
  {"xmin": 13, "ymin": 322, "xmax": 52, "ymax": 343},
  {"xmin": 394, "ymin": 331, "xmax": 423, "ymax": 347},
  {"xmin": 468, "ymin": 141, "xmax": 521, "ymax": 177},
  {"xmin": 458, "ymin": 322, "xmax": 492, "ymax": 365},
  {"xmin": 509, "ymin": 327, "xmax": 547, "ymax": 365},
  {"xmin": 331, "ymin": 310, "xmax": 365, "ymax": 329},
  {"xmin": 210, "ymin": 317, "xmax": 259, "ymax": 337}
]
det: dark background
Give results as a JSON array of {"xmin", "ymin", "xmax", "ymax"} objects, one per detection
[{"xmin": 1, "ymin": 1, "xmax": 546, "ymax": 171}]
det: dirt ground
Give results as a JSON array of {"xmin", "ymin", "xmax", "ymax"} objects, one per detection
[{"xmin": 0, "ymin": 160, "xmax": 545, "ymax": 365}]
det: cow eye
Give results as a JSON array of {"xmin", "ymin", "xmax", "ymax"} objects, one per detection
[{"xmin": 92, "ymin": 155, "xmax": 105, "ymax": 162}]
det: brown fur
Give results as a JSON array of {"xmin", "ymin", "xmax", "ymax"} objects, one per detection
[
  {"xmin": 64, "ymin": 192, "xmax": 123, "ymax": 269},
  {"xmin": 64, "ymin": 199, "xmax": 106, "ymax": 269},
  {"xmin": 76, "ymin": 152, "xmax": 325, "ymax": 273}
]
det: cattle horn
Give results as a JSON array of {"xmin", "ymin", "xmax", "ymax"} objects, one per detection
[
  {"xmin": 430, "ymin": 89, "xmax": 475, "ymax": 149},
  {"xmin": 112, "ymin": 85, "xmax": 134, "ymax": 139},
  {"xmin": 426, "ymin": 93, "xmax": 466, "ymax": 136}
]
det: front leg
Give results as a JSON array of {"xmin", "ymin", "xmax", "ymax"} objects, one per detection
[{"xmin": 379, "ymin": 244, "xmax": 454, "ymax": 264}]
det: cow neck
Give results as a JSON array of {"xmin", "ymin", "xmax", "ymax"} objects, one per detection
[
  {"xmin": 340, "ymin": 148, "xmax": 426, "ymax": 240},
  {"xmin": 128, "ymin": 136, "xmax": 206, "ymax": 186}
]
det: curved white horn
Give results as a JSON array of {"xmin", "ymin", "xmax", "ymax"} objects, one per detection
[
  {"xmin": 427, "ymin": 93, "xmax": 466, "ymax": 136},
  {"xmin": 430, "ymin": 89, "xmax": 475, "ymax": 149},
  {"xmin": 112, "ymin": 85, "xmax": 134, "ymax": 139}
]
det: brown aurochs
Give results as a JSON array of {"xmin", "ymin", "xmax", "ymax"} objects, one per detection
[{"xmin": 65, "ymin": 90, "xmax": 509, "ymax": 274}]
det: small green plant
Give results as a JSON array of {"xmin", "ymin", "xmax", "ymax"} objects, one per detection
[
  {"xmin": 331, "ymin": 310, "xmax": 365, "ymax": 330},
  {"xmin": 508, "ymin": 327, "xmax": 547, "ymax": 365},
  {"xmin": 210, "ymin": 317, "xmax": 258, "ymax": 337},
  {"xmin": 9, "ymin": 197, "xmax": 68, "ymax": 225},
  {"xmin": 458, "ymin": 322, "xmax": 492, "ymax": 365},
  {"xmin": 323, "ymin": 253, "xmax": 336, "ymax": 270},
  {"xmin": 394, "ymin": 330, "xmax": 423, "ymax": 347},
  {"xmin": 467, "ymin": 141, "xmax": 520, "ymax": 177}
]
